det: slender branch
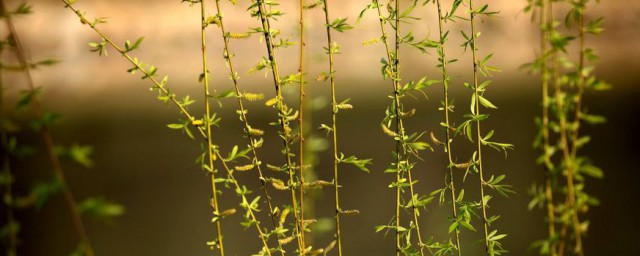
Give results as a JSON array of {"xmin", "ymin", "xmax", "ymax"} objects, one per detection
[
  {"xmin": 212, "ymin": 0, "xmax": 277, "ymax": 228},
  {"xmin": 64, "ymin": 2, "xmax": 295, "ymax": 255},
  {"xmin": 539, "ymin": 0, "xmax": 558, "ymax": 255},
  {"xmin": 547, "ymin": 1, "xmax": 584, "ymax": 255},
  {"xmin": 393, "ymin": 5, "xmax": 404, "ymax": 253},
  {"xmin": 468, "ymin": 1, "xmax": 490, "ymax": 253},
  {"xmin": 435, "ymin": 0, "xmax": 462, "ymax": 254},
  {"xmin": 64, "ymin": 2, "xmax": 290, "ymax": 255},
  {"xmin": 570, "ymin": 2, "xmax": 586, "ymax": 160},
  {"xmin": 566, "ymin": 2, "xmax": 586, "ymax": 255},
  {"xmin": 5, "ymin": 2, "xmax": 94, "ymax": 255},
  {"xmin": 199, "ymin": 1, "xmax": 225, "ymax": 255},
  {"xmin": 395, "ymin": 1, "xmax": 425, "ymax": 253},
  {"xmin": 570, "ymin": 6, "xmax": 586, "ymax": 256},
  {"xmin": 62, "ymin": 1, "xmax": 201, "ymax": 131},
  {"xmin": 320, "ymin": 1, "xmax": 344, "ymax": 255},
  {"xmin": 548, "ymin": 3, "xmax": 569, "ymax": 254},
  {"xmin": 372, "ymin": 1, "xmax": 425, "ymax": 254},
  {"xmin": 254, "ymin": 0, "xmax": 305, "ymax": 253},
  {"xmin": 298, "ymin": 0, "xmax": 307, "ymax": 251},
  {"xmin": 371, "ymin": 1, "xmax": 400, "ymax": 254},
  {"xmin": 555, "ymin": 113, "xmax": 582, "ymax": 256}
]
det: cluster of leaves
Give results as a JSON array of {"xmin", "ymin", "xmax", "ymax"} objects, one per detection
[
  {"xmin": 53, "ymin": 0, "xmax": 556, "ymax": 255},
  {"xmin": 356, "ymin": 1, "xmax": 515, "ymax": 255},
  {"xmin": 248, "ymin": 1, "xmax": 371, "ymax": 254},
  {"xmin": 359, "ymin": 1, "xmax": 444, "ymax": 255},
  {"xmin": 408, "ymin": 0, "xmax": 514, "ymax": 255},
  {"xmin": 64, "ymin": 0, "xmax": 351, "ymax": 255},
  {"xmin": 248, "ymin": 0, "xmax": 309, "ymax": 254},
  {"xmin": 194, "ymin": 0, "xmax": 303, "ymax": 254},
  {"xmin": 524, "ymin": 0, "xmax": 608, "ymax": 255},
  {"xmin": 454, "ymin": 0, "xmax": 514, "ymax": 255},
  {"xmin": 65, "ymin": 0, "xmax": 259, "ymax": 254},
  {"xmin": 313, "ymin": 1, "xmax": 375, "ymax": 255},
  {"xmin": 1, "ymin": 2, "xmax": 123, "ymax": 256},
  {"xmin": 426, "ymin": 0, "xmax": 466, "ymax": 254}
]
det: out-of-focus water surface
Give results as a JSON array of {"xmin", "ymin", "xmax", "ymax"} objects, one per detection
[{"xmin": 3, "ymin": 0, "xmax": 640, "ymax": 255}]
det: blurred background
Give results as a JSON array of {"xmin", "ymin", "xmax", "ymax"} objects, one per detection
[{"xmin": 2, "ymin": 0, "xmax": 640, "ymax": 255}]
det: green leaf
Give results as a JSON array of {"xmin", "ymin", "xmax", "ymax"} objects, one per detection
[
  {"xmin": 68, "ymin": 144, "xmax": 94, "ymax": 168},
  {"xmin": 167, "ymin": 123, "xmax": 185, "ymax": 129},
  {"xmin": 408, "ymin": 141, "xmax": 432, "ymax": 151},
  {"xmin": 478, "ymin": 95, "xmax": 498, "ymax": 109},
  {"xmin": 318, "ymin": 124, "xmax": 333, "ymax": 135},
  {"xmin": 88, "ymin": 39, "xmax": 108, "ymax": 56},
  {"xmin": 489, "ymin": 233, "xmax": 507, "ymax": 241},
  {"xmin": 328, "ymin": 17, "xmax": 354, "ymax": 32},
  {"xmin": 376, "ymin": 225, "xmax": 389, "ymax": 233},
  {"xmin": 212, "ymin": 90, "xmax": 235, "ymax": 99},
  {"xmin": 339, "ymin": 153, "xmax": 372, "ymax": 173},
  {"xmin": 280, "ymin": 73, "xmax": 303, "ymax": 85},
  {"xmin": 586, "ymin": 18, "xmax": 605, "ymax": 35},
  {"xmin": 124, "ymin": 36, "xmax": 145, "ymax": 52},
  {"xmin": 30, "ymin": 59, "xmax": 61, "ymax": 68},
  {"xmin": 448, "ymin": 222, "xmax": 458, "ymax": 234},
  {"xmin": 459, "ymin": 220, "xmax": 476, "ymax": 231},
  {"xmin": 78, "ymin": 197, "xmax": 125, "ymax": 220},
  {"xmin": 580, "ymin": 164, "xmax": 603, "ymax": 179},
  {"xmin": 580, "ymin": 114, "xmax": 606, "ymax": 124}
]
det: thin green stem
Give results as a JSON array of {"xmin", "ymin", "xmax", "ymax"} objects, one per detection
[
  {"xmin": 547, "ymin": 3, "xmax": 570, "ymax": 255},
  {"xmin": 566, "ymin": 3, "xmax": 586, "ymax": 255},
  {"xmin": 393, "ymin": 8, "xmax": 404, "ymax": 254},
  {"xmin": 372, "ymin": 1, "xmax": 425, "ymax": 254},
  {"xmin": 62, "ymin": 2, "xmax": 200, "ymax": 130},
  {"xmin": 6, "ymin": 3, "xmax": 94, "ymax": 255},
  {"xmin": 321, "ymin": 1, "xmax": 343, "ymax": 255},
  {"xmin": 539, "ymin": 1, "xmax": 558, "ymax": 255},
  {"xmin": 468, "ymin": 1, "xmax": 490, "ymax": 253},
  {"xmin": 371, "ymin": 1, "xmax": 400, "ymax": 254},
  {"xmin": 255, "ymin": 1, "xmax": 304, "ymax": 253},
  {"xmin": 65, "ymin": 2, "xmax": 297, "ymax": 254},
  {"xmin": 395, "ymin": 1, "xmax": 425, "ymax": 253},
  {"xmin": 395, "ymin": 1, "xmax": 425, "ymax": 254},
  {"xmin": 571, "ymin": 9, "xmax": 586, "ymax": 256},
  {"xmin": 435, "ymin": 0, "xmax": 462, "ymax": 254},
  {"xmin": 554, "ymin": 77, "xmax": 582, "ymax": 256},
  {"xmin": 570, "ymin": 3, "xmax": 586, "ymax": 160},
  {"xmin": 64, "ymin": 3, "xmax": 281, "ymax": 255},
  {"xmin": 547, "ymin": 1, "xmax": 583, "ymax": 255},
  {"xmin": 212, "ymin": 0, "xmax": 277, "ymax": 228},
  {"xmin": 200, "ymin": 1, "xmax": 226, "ymax": 255},
  {"xmin": 298, "ymin": 0, "xmax": 307, "ymax": 251}
]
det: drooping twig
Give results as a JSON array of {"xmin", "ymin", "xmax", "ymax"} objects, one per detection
[
  {"xmin": 253, "ymin": 0, "xmax": 305, "ymax": 253},
  {"xmin": 198, "ymin": 0, "xmax": 226, "ymax": 254},
  {"xmin": 212, "ymin": 0, "xmax": 277, "ymax": 228},
  {"xmin": 434, "ymin": 0, "xmax": 462, "ymax": 254}
]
